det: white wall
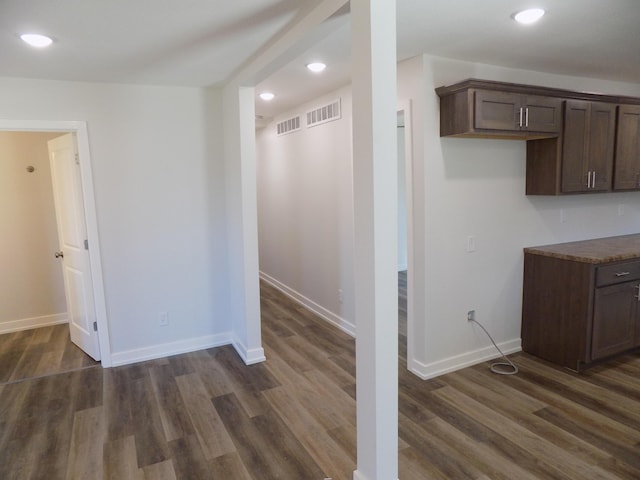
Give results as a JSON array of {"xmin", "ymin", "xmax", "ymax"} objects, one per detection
[
  {"xmin": 256, "ymin": 85, "xmax": 356, "ymax": 334},
  {"xmin": 0, "ymin": 78, "xmax": 230, "ymax": 363},
  {"xmin": 0, "ymin": 131, "xmax": 67, "ymax": 331},
  {"xmin": 399, "ymin": 54, "xmax": 640, "ymax": 378}
]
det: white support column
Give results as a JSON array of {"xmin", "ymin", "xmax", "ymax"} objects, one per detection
[
  {"xmin": 351, "ymin": 1, "xmax": 398, "ymax": 479},
  {"xmin": 223, "ymin": 83, "xmax": 265, "ymax": 365}
]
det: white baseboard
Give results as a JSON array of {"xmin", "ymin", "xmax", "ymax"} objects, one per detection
[
  {"xmin": 232, "ymin": 334, "xmax": 266, "ymax": 365},
  {"xmin": 260, "ymin": 271, "xmax": 356, "ymax": 337},
  {"xmin": 0, "ymin": 313, "xmax": 68, "ymax": 334},
  {"xmin": 110, "ymin": 332, "xmax": 232, "ymax": 367},
  {"xmin": 353, "ymin": 470, "xmax": 398, "ymax": 480},
  {"xmin": 408, "ymin": 338, "xmax": 522, "ymax": 380}
]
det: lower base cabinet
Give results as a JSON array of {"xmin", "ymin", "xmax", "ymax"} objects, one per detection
[{"xmin": 522, "ymin": 253, "xmax": 640, "ymax": 370}]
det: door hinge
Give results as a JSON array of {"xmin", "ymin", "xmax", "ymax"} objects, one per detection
[
  {"xmin": 74, "ymin": 153, "xmax": 80, "ymax": 165},
  {"xmin": 93, "ymin": 321, "xmax": 98, "ymax": 332},
  {"xmin": 84, "ymin": 239, "xmax": 89, "ymax": 250}
]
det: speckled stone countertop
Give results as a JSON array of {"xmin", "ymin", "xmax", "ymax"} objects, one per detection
[{"xmin": 524, "ymin": 234, "xmax": 640, "ymax": 264}]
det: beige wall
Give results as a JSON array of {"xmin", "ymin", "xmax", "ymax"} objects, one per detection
[{"xmin": 0, "ymin": 131, "xmax": 67, "ymax": 330}]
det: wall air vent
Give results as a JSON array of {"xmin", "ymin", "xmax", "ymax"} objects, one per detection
[
  {"xmin": 306, "ymin": 99, "xmax": 341, "ymax": 128},
  {"xmin": 276, "ymin": 115, "xmax": 301, "ymax": 136}
]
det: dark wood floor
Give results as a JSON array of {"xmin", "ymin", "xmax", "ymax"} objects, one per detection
[
  {"xmin": 0, "ymin": 323, "xmax": 99, "ymax": 385},
  {"xmin": 1, "ymin": 280, "xmax": 639, "ymax": 479}
]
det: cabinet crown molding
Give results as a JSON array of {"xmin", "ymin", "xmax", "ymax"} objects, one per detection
[{"xmin": 436, "ymin": 78, "xmax": 640, "ymax": 106}]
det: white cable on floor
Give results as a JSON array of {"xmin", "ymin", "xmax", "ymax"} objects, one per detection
[{"xmin": 470, "ymin": 318, "xmax": 519, "ymax": 375}]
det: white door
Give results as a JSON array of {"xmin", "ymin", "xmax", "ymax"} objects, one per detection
[{"xmin": 48, "ymin": 133, "xmax": 101, "ymax": 360}]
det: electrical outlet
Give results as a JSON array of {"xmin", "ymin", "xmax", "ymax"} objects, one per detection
[
  {"xmin": 467, "ymin": 310, "xmax": 475, "ymax": 322},
  {"xmin": 159, "ymin": 312, "xmax": 169, "ymax": 327},
  {"xmin": 466, "ymin": 235, "xmax": 476, "ymax": 253},
  {"xmin": 338, "ymin": 289, "xmax": 344, "ymax": 304},
  {"xmin": 618, "ymin": 204, "xmax": 625, "ymax": 216}
]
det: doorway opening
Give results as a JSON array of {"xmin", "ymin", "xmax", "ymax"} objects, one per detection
[
  {"xmin": 0, "ymin": 120, "xmax": 111, "ymax": 370},
  {"xmin": 397, "ymin": 102, "xmax": 414, "ymax": 370}
]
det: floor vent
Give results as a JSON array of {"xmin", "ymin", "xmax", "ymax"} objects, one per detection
[
  {"xmin": 306, "ymin": 99, "xmax": 341, "ymax": 128},
  {"xmin": 276, "ymin": 115, "xmax": 301, "ymax": 136}
]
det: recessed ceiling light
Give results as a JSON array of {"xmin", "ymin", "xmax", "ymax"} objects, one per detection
[
  {"xmin": 513, "ymin": 8, "xmax": 545, "ymax": 24},
  {"xmin": 306, "ymin": 62, "xmax": 327, "ymax": 73},
  {"xmin": 20, "ymin": 33, "xmax": 53, "ymax": 48},
  {"xmin": 259, "ymin": 92, "xmax": 275, "ymax": 101}
]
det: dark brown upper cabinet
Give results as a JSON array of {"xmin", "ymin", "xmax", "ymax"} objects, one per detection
[
  {"xmin": 614, "ymin": 105, "xmax": 640, "ymax": 190},
  {"xmin": 474, "ymin": 91, "xmax": 561, "ymax": 134},
  {"xmin": 528, "ymin": 100, "xmax": 617, "ymax": 195},
  {"xmin": 561, "ymin": 100, "xmax": 616, "ymax": 193},
  {"xmin": 436, "ymin": 78, "xmax": 640, "ymax": 195},
  {"xmin": 436, "ymin": 80, "xmax": 561, "ymax": 139}
]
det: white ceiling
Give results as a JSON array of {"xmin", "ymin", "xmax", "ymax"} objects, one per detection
[{"xmin": 2, "ymin": 0, "xmax": 639, "ymax": 119}]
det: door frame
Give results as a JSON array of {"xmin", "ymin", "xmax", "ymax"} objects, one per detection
[
  {"xmin": 0, "ymin": 119, "xmax": 111, "ymax": 366},
  {"xmin": 397, "ymin": 100, "xmax": 415, "ymax": 371}
]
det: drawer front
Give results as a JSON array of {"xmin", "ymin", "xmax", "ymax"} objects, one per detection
[{"xmin": 596, "ymin": 260, "xmax": 640, "ymax": 287}]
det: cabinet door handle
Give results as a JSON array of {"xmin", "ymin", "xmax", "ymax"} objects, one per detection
[
  {"xmin": 587, "ymin": 171, "xmax": 592, "ymax": 188},
  {"xmin": 615, "ymin": 272, "xmax": 631, "ymax": 277},
  {"xmin": 635, "ymin": 284, "xmax": 640, "ymax": 301},
  {"xmin": 525, "ymin": 107, "xmax": 529, "ymax": 127},
  {"xmin": 518, "ymin": 107, "xmax": 523, "ymax": 127},
  {"xmin": 592, "ymin": 171, "xmax": 596, "ymax": 188}
]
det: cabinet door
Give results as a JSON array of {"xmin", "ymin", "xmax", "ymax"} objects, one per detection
[
  {"xmin": 474, "ymin": 90, "xmax": 520, "ymax": 131},
  {"xmin": 588, "ymin": 103, "xmax": 616, "ymax": 191},
  {"xmin": 524, "ymin": 96, "xmax": 562, "ymax": 133},
  {"xmin": 614, "ymin": 105, "xmax": 640, "ymax": 190},
  {"xmin": 592, "ymin": 282, "xmax": 637, "ymax": 360},
  {"xmin": 561, "ymin": 101, "xmax": 615, "ymax": 193},
  {"xmin": 561, "ymin": 100, "xmax": 590, "ymax": 193}
]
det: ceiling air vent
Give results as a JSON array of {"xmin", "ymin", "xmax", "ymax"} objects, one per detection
[
  {"xmin": 306, "ymin": 99, "xmax": 341, "ymax": 128},
  {"xmin": 276, "ymin": 115, "xmax": 301, "ymax": 136}
]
